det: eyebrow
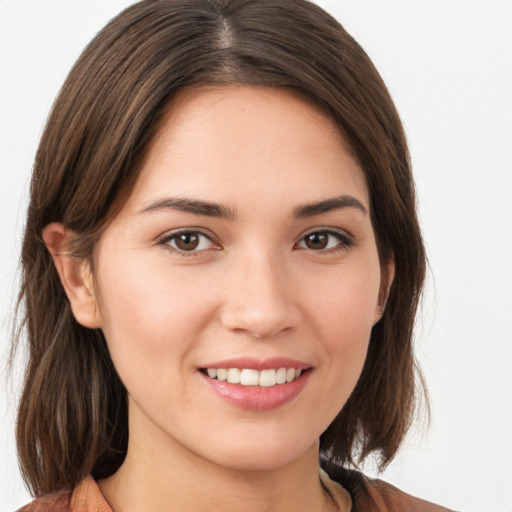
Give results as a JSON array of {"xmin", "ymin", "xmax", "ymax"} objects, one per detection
[
  {"xmin": 138, "ymin": 197, "xmax": 236, "ymax": 219},
  {"xmin": 137, "ymin": 194, "xmax": 367, "ymax": 219},
  {"xmin": 293, "ymin": 195, "xmax": 367, "ymax": 218}
]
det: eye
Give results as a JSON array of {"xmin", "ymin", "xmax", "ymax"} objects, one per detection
[
  {"xmin": 160, "ymin": 230, "xmax": 217, "ymax": 253},
  {"xmin": 296, "ymin": 229, "xmax": 352, "ymax": 252}
]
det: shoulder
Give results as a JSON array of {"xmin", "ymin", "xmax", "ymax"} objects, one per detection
[
  {"xmin": 357, "ymin": 474, "xmax": 457, "ymax": 512},
  {"xmin": 17, "ymin": 491, "xmax": 71, "ymax": 512},
  {"xmin": 16, "ymin": 476, "xmax": 112, "ymax": 512},
  {"xmin": 324, "ymin": 465, "xmax": 457, "ymax": 512}
]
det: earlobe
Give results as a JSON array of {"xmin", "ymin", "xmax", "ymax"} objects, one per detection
[{"xmin": 42, "ymin": 223, "xmax": 103, "ymax": 329}]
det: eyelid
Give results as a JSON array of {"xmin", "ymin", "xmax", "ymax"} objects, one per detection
[
  {"xmin": 156, "ymin": 228, "xmax": 221, "ymax": 255},
  {"xmin": 295, "ymin": 227, "xmax": 354, "ymax": 251},
  {"xmin": 155, "ymin": 226, "xmax": 354, "ymax": 255}
]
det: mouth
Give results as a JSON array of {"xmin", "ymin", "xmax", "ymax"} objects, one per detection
[
  {"xmin": 198, "ymin": 357, "xmax": 313, "ymax": 410},
  {"xmin": 200, "ymin": 367, "xmax": 310, "ymax": 387}
]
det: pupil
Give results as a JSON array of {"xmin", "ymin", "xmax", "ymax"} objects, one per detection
[
  {"xmin": 176, "ymin": 233, "xmax": 199, "ymax": 251},
  {"xmin": 306, "ymin": 232, "xmax": 328, "ymax": 250}
]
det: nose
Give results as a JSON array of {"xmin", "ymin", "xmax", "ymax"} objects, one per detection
[{"xmin": 219, "ymin": 252, "xmax": 301, "ymax": 339}]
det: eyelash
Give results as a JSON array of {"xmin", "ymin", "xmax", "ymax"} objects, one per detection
[
  {"xmin": 157, "ymin": 229, "xmax": 219, "ymax": 257},
  {"xmin": 295, "ymin": 228, "xmax": 354, "ymax": 253},
  {"xmin": 157, "ymin": 228, "xmax": 354, "ymax": 256}
]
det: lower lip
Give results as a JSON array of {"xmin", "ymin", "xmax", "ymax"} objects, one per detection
[{"xmin": 200, "ymin": 371, "xmax": 310, "ymax": 411}]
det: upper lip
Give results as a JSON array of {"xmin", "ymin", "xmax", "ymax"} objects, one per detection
[{"xmin": 200, "ymin": 357, "xmax": 312, "ymax": 371}]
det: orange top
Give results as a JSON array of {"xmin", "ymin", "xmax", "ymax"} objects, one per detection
[
  {"xmin": 17, "ymin": 476, "xmax": 110, "ymax": 512},
  {"xmin": 18, "ymin": 470, "xmax": 456, "ymax": 511}
]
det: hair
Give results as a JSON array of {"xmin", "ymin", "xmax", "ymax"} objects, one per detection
[{"xmin": 13, "ymin": 0, "xmax": 426, "ymax": 497}]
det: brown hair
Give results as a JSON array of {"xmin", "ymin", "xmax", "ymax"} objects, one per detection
[{"xmin": 13, "ymin": 0, "xmax": 426, "ymax": 496}]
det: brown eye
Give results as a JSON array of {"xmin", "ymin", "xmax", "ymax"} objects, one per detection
[
  {"xmin": 165, "ymin": 231, "xmax": 214, "ymax": 253},
  {"xmin": 297, "ymin": 229, "xmax": 351, "ymax": 252},
  {"xmin": 304, "ymin": 232, "xmax": 329, "ymax": 250},
  {"xmin": 175, "ymin": 232, "xmax": 199, "ymax": 251}
]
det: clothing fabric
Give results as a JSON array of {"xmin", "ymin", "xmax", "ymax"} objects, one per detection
[
  {"xmin": 320, "ymin": 467, "xmax": 456, "ymax": 512},
  {"xmin": 17, "ymin": 468, "xmax": 456, "ymax": 512}
]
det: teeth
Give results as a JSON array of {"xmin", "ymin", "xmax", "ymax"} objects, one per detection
[
  {"xmin": 259, "ymin": 369, "xmax": 276, "ymax": 387},
  {"xmin": 240, "ymin": 369, "xmax": 259, "ymax": 386},
  {"xmin": 205, "ymin": 366, "xmax": 305, "ymax": 387},
  {"xmin": 276, "ymin": 367, "xmax": 287, "ymax": 384},
  {"xmin": 226, "ymin": 368, "xmax": 241, "ymax": 384}
]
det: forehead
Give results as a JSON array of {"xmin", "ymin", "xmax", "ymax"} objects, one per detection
[{"xmin": 124, "ymin": 85, "xmax": 369, "ymax": 214}]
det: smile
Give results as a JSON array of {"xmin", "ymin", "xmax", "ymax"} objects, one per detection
[
  {"xmin": 200, "ymin": 366, "xmax": 312, "ymax": 411},
  {"xmin": 203, "ymin": 367, "xmax": 303, "ymax": 387}
]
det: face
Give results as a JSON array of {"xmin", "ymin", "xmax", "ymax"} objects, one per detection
[{"xmin": 90, "ymin": 86, "xmax": 386, "ymax": 471}]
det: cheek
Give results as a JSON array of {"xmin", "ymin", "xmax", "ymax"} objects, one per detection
[
  {"xmin": 309, "ymin": 264, "xmax": 381, "ymax": 339},
  {"xmin": 305, "ymin": 262, "xmax": 381, "ymax": 400},
  {"xmin": 94, "ymin": 257, "xmax": 216, "ymax": 384}
]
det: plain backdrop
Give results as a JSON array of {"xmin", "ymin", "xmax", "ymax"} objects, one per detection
[{"xmin": 1, "ymin": 1, "xmax": 511, "ymax": 511}]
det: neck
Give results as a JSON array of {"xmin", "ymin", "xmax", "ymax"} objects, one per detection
[{"xmin": 98, "ymin": 411, "xmax": 336, "ymax": 512}]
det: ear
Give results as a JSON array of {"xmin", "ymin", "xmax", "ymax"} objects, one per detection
[
  {"xmin": 374, "ymin": 256, "xmax": 395, "ymax": 324},
  {"xmin": 42, "ymin": 223, "xmax": 103, "ymax": 329}
]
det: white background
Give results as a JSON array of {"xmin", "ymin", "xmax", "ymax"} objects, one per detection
[{"xmin": 1, "ymin": 1, "xmax": 511, "ymax": 511}]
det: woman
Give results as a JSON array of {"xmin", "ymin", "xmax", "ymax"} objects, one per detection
[{"xmin": 13, "ymin": 0, "xmax": 454, "ymax": 510}]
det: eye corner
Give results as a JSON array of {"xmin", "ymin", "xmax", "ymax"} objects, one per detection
[
  {"xmin": 295, "ymin": 227, "xmax": 354, "ymax": 253},
  {"xmin": 157, "ymin": 228, "xmax": 221, "ymax": 256}
]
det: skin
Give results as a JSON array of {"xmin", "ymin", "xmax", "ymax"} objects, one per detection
[{"xmin": 44, "ymin": 86, "xmax": 393, "ymax": 512}]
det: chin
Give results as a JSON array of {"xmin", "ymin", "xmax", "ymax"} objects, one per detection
[{"xmin": 197, "ymin": 433, "xmax": 318, "ymax": 472}]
